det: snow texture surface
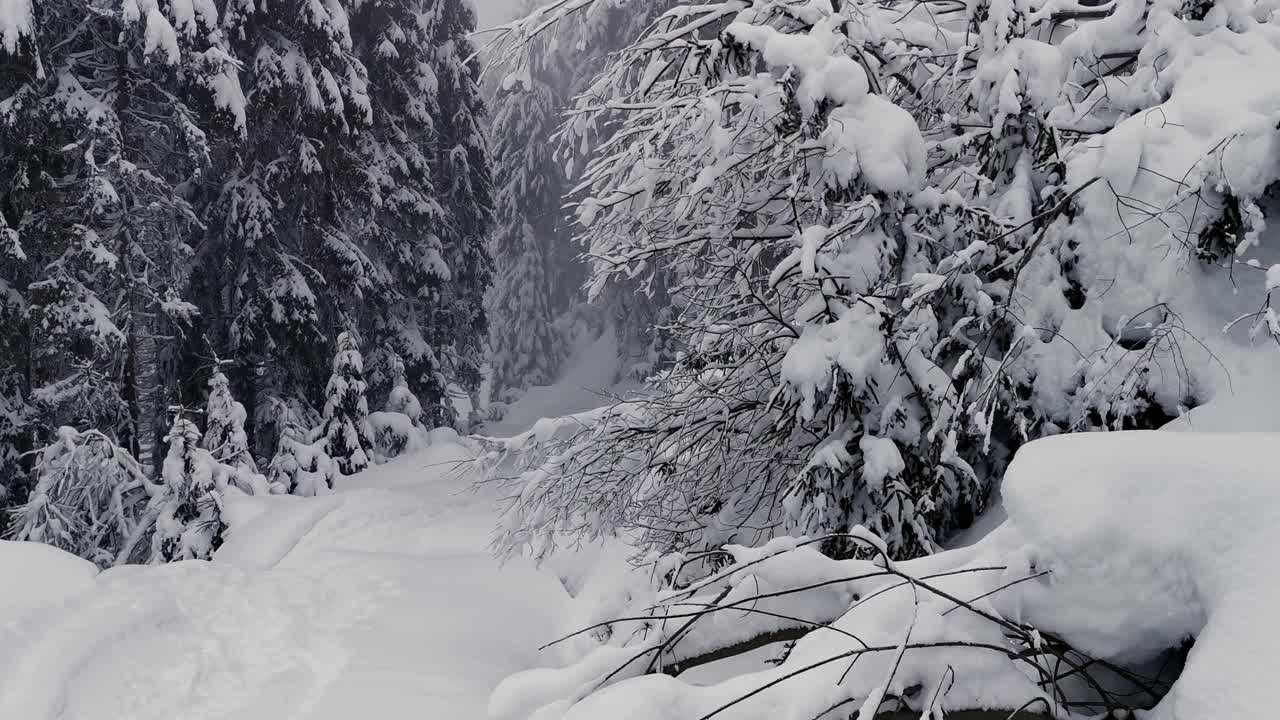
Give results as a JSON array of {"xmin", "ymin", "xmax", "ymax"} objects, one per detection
[{"xmin": 0, "ymin": 430, "xmax": 569, "ymax": 719}]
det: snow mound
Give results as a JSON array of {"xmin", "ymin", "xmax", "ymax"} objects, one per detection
[
  {"xmin": 494, "ymin": 431, "xmax": 1280, "ymax": 720},
  {"xmin": 1004, "ymin": 431, "xmax": 1279, "ymax": 719},
  {"xmin": 0, "ymin": 541, "xmax": 98, "ymax": 621}
]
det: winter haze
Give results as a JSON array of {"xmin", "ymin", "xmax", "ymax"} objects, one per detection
[
  {"xmin": 472, "ymin": 0, "xmax": 529, "ymax": 29},
  {"xmin": 1, "ymin": 1, "xmax": 1278, "ymax": 720}
]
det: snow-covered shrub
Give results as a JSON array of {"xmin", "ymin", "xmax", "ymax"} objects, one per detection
[
  {"xmin": 384, "ymin": 352, "xmax": 425, "ymax": 424},
  {"xmin": 369, "ymin": 352, "xmax": 429, "ymax": 460},
  {"xmin": 369, "ymin": 412, "xmax": 429, "ymax": 461},
  {"xmin": 488, "ymin": 0, "xmax": 1280, "ymax": 563},
  {"xmin": 321, "ymin": 332, "xmax": 375, "ymax": 476},
  {"xmin": 6, "ymin": 427, "xmax": 153, "ymax": 567},
  {"xmin": 152, "ymin": 415, "xmax": 224, "ymax": 561},
  {"xmin": 268, "ymin": 423, "xmax": 337, "ymax": 498}
]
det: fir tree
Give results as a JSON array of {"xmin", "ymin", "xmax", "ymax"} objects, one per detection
[
  {"xmin": 421, "ymin": 0, "xmax": 493, "ymax": 420},
  {"xmin": 202, "ymin": 363, "xmax": 269, "ymax": 495},
  {"xmin": 321, "ymin": 332, "xmax": 374, "ymax": 477},
  {"xmin": 153, "ymin": 411, "xmax": 223, "ymax": 562},
  {"xmin": 486, "ymin": 68, "xmax": 565, "ymax": 398},
  {"xmin": 384, "ymin": 352, "xmax": 424, "ymax": 423}
]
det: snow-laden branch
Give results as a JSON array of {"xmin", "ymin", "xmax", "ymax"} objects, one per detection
[{"xmin": 495, "ymin": 431, "xmax": 1280, "ymax": 720}]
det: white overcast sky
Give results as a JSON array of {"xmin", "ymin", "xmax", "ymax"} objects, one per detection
[{"xmin": 472, "ymin": 0, "xmax": 528, "ymax": 29}]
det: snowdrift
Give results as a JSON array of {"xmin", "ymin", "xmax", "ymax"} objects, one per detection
[{"xmin": 493, "ymin": 431, "xmax": 1280, "ymax": 720}]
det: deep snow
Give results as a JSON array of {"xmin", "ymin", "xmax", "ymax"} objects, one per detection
[{"xmin": 0, "ymin": 429, "xmax": 569, "ymax": 720}]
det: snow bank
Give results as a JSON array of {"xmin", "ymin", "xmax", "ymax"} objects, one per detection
[
  {"xmin": 495, "ymin": 431, "xmax": 1280, "ymax": 720},
  {"xmin": 0, "ymin": 541, "xmax": 98, "ymax": 621},
  {"xmin": 1003, "ymin": 431, "xmax": 1280, "ymax": 719}
]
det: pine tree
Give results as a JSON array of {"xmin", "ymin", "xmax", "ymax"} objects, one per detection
[
  {"xmin": 321, "ymin": 332, "xmax": 374, "ymax": 476},
  {"xmin": 263, "ymin": 400, "xmax": 332, "ymax": 496},
  {"xmin": 193, "ymin": 0, "xmax": 497, "ymax": 439},
  {"xmin": 485, "ymin": 0, "xmax": 678, "ymax": 389},
  {"xmin": 268, "ymin": 423, "xmax": 337, "ymax": 497},
  {"xmin": 153, "ymin": 411, "xmax": 223, "ymax": 561},
  {"xmin": 196, "ymin": 0, "xmax": 374, "ymax": 446},
  {"xmin": 384, "ymin": 351, "xmax": 424, "ymax": 423}
]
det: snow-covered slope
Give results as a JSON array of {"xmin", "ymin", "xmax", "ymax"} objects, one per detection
[{"xmin": 0, "ymin": 429, "xmax": 569, "ymax": 720}]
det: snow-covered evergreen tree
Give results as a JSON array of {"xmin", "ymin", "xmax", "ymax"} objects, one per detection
[
  {"xmin": 486, "ymin": 0, "xmax": 678, "ymax": 383},
  {"xmin": 321, "ymin": 332, "xmax": 375, "ymax": 477},
  {"xmin": 421, "ymin": 0, "xmax": 494, "ymax": 418},
  {"xmin": 202, "ymin": 365, "xmax": 255, "ymax": 473},
  {"xmin": 202, "ymin": 363, "xmax": 273, "ymax": 495},
  {"xmin": 268, "ymin": 424, "xmax": 337, "ymax": 497},
  {"xmin": 153, "ymin": 412, "xmax": 222, "ymax": 562},
  {"xmin": 0, "ymin": 0, "xmax": 243, "ymax": 477},
  {"xmin": 384, "ymin": 352, "xmax": 423, "ymax": 422},
  {"xmin": 369, "ymin": 351, "xmax": 426, "ymax": 459},
  {"xmin": 193, "ymin": 0, "xmax": 496, "ymax": 440},
  {"xmin": 6, "ymin": 427, "xmax": 153, "ymax": 568},
  {"xmin": 486, "ymin": 67, "xmax": 566, "ymax": 398}
]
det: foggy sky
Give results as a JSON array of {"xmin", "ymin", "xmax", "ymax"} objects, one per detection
[{"xmin": 472, "ymin": 0, "xmax": 529, "ymax": 30}]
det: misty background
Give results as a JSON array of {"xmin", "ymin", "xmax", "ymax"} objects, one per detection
[{"xmin": 472, "ymin": 0, "xmax": 528, "ymax": 29}]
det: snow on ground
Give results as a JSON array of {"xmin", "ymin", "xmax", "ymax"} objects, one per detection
[
  {"xmin": 0, "ymin": 428, "xmax": 570, "ymax": 720},
  {"xmin": 482, "ymin": 328, "xmax": 635, "ymax": 438}
]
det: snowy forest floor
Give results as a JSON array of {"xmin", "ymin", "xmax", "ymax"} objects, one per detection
[{"xmin": 0, "ymin": 431, "xmax": 572, "ymax": 720}]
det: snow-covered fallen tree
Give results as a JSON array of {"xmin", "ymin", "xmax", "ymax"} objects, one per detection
[{"xmin": 492, "ymin": 431, "xmax": 1277, "ymax": 720}]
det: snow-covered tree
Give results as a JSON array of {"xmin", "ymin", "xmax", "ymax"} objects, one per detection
[
  {"xmin": 6, "ymin": 427, "xmax": 153, "ymax": 568},
  {"xmin": 369, "ymin": 351, "xmax": 427, "ymax": 459},
  {"xmin": 383, "ymin": 352, "xmax": 424, "ymax": 423},
  {"xmin": 485, "ymin": 0, "xmax": 679, "ymax": 395},
  {"xmin": 489, "ymin": 0, "xmax": 1276, "ymax": 566},
  {"xmin": 262, "ymin": 399, "xmax": 332, "ymax": 496},
  {"xmin": 421, "ymin": 0, "xmax": 494, "ymax": 417},
  {"xmin": 193, "ymin": 0, "xmax": 496, "ymax": 440},
  {"xmin": 152, "ymin": 412, "xmax": 223, "ymax": 562},
  {"xmin": 321, "ymin": 332, "xmax": 375, "ymax": 477},
  {"xmin": 0, "ymin": 0, "xmax": 245, "ymax": 478},
  {"xmin": 486, "ymin": 65, "xmax": 566, "ymax": 397},
  {"xmin": 202, "ymin": 365, "xmax": 258, "ymax": 485},
  {"xmin": 268, "ymin": 424, "xmax": 337, "ymax": 497}
]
